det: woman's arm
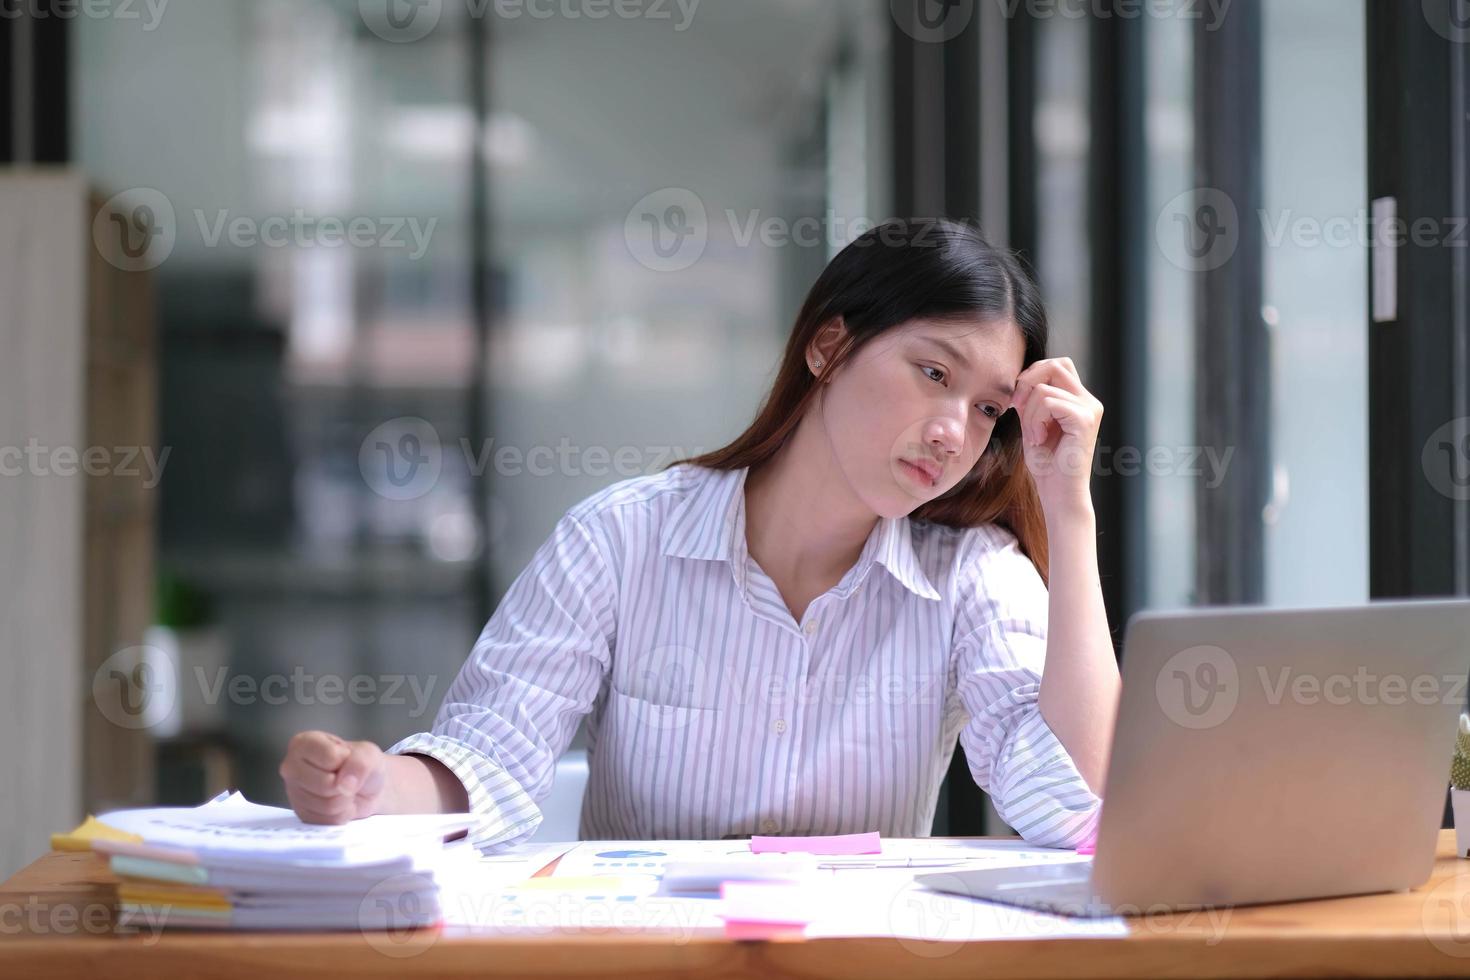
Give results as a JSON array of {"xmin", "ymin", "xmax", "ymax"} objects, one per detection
[
  {"xmin": 951, "ymin": 526, "xmax": 1104, "ymax": 849},
  {"xmin": 280, "ymin": 510, "xmax": 616, "ymax": 842},
  {"xmin": 380, "ymin": 752, "xmax": 471, "ymax": 814},
  {"xmin": 1035, "ymin": 501, "xmax": 1120, "ymax": 795},
  {"xmin": 279, "ymin": 734, "xmax": 470, "ymax": 823},
  {"xmin": 1011, "ymin": 356, "xmax": 1122, "ymax": 797}
]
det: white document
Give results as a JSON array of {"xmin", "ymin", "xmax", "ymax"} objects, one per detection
[
  {"xmin": 550, "ymin": 839, "xmax": 782, "ymax": 879},
  {"xmin": 553, "ymin": 838, "xmax": 1089, "ymax": 877},
  {"xmin": 433, "ymin": 839, "xmax": 724, "ymax": 935},
  {"xmin": 815, "ymin": 837, "xmax": 1096, "ymax": 870},
  {"xmin": 98, "ymin": 791, "xmax": 478, "ymax": 864},
  {"xmin": 530, "ymin": 840, "xmax": 1127, "ymax": 941},
  {"xmin": 802, "ymin": 875, "xmax": 1129, "ymax": 941}
]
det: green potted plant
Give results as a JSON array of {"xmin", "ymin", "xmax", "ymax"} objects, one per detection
[
  {"xmin": 1451, "ymin": 713, "xmax": 1470, "ymax": 858},
  {"xmin": 145, "ymin": 569, "xmax": 229, "ymax": 738}
]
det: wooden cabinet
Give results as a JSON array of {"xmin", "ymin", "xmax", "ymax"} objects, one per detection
[{"xmin": 0, "ymin": 170, "xmax": 158, "ymax": 879}]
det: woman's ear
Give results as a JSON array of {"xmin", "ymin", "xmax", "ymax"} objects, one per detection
[{"xmin": 807, "ymin": 316, "xmax": 848, "ymax": 382}]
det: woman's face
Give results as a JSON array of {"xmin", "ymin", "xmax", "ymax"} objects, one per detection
[{"xmin": 813, "ymin": 317, "xmax": 1027, "ymax": 519}]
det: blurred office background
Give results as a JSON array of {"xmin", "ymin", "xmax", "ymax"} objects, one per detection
[{"xmin": 2, "ymin": 0, "xmax": 1467, "ymax": 878}]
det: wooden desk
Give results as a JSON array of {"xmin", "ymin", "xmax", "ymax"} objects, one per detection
[{"xmin": 6, "ymin": 831, "xmax": 1470, "ymax": 978}]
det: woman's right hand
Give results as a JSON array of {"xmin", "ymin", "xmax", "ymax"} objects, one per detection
[{"xmin": 278, "ymin": 730, "xmax": 389, "ymax": 824}]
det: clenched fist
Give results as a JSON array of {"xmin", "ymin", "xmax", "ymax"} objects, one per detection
[{"xmin": 278, "ymin": 730, "xmax": 389, "ymax": 824}]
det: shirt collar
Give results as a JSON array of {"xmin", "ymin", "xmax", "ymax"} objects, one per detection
[{"xmin": 660, "ymin": 464, "xmax": 942, "ymax": 601}]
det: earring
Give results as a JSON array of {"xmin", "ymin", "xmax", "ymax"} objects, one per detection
[{"xmin": 814, "ymin": 359, "xmax": 823, "ymax": 370}]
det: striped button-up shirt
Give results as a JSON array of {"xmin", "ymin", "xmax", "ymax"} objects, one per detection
[{"xmin": 386, "ymin": 462, "xmax": 1102, "ymax": 849}]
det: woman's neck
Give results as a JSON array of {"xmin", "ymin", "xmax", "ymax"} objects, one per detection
[{"xmin": 741, "ymin": 407, "xmax": 880, "ymax": 588}]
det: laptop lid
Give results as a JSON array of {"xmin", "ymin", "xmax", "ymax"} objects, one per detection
[{"xmin": 1089, "ymin": 598, "xmax": 1470, "ymax": 911}]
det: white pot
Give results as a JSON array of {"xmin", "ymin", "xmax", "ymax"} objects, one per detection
[
  {"xmin": 1454, "ymin": 788, "xmax": 1470, "ymax": 858},
  {"xmin": 143, "ymin": 624, "xmax": 231, "ymax": 736}
]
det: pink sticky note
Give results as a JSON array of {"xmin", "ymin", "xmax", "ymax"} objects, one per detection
[
  {"xmin": 749, "ymin": 831, "xmax": 880, "ymax": 855},
  {"xmin": 723, "ymin": 920, "xmax": 806, "ymax": 940}
]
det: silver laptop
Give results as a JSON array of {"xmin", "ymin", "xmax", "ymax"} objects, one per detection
[{"xmin": 917, "ymin": 598, "xmax": 1470, "ymax": 917}]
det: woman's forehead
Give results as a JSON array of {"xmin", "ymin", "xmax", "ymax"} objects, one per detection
[{"xmin": 895, "ymin": 318, "xmax": 1026, "ymax": 360}]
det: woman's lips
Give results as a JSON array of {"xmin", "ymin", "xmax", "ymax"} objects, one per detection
[{"xmin": 899, "ymin": 458, "xmax": 938, "ymax": 488}]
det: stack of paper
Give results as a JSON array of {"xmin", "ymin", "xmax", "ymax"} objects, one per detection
[{"xmin": 91, "ymin": 791, "xmax": 479, "ymax": 931}]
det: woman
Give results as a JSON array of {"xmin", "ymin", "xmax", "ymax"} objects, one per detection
[{"xmin": 279, "ymin": 217, "xmax": 1121, "ymax": 850}]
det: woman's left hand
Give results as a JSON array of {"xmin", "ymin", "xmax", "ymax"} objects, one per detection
[{"xmin": 1011, "ymin": 356, "xmax": 1104, "ymax": 517}]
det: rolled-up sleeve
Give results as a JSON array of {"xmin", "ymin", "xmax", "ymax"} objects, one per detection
[
  {"xmin": 952, "ymin": 528, "xmax": 1102, "ymax": 849},
  {"xmin": 387, "ymin": 510, "xmax": 617, "ymax": 851}
]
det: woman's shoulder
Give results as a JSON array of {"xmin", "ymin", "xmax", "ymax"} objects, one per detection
[
  {"xmin": 909, "ymin": 518, "xmax": 1039, "ymax": 596},
  {"xmin": 562, "ymin": 461, "xmax": 709, "ymax": 531},
  {"xmin": 910, "ymin": 517, "xmax": 1024, "ymax": 563},
  {"xmin": 911, "ymin": 521, "xmax": 1046, "ymax": 641}
]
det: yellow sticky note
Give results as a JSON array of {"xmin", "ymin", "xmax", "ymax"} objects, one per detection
[
  {"xmin": 117, "ymin": 883, "xmax": 231, "ymax": 911},
  {"xmin": 50, "ymin": 815, "xmax": 144, "ymax": 852}
]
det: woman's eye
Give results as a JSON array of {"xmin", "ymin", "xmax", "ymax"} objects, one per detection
[{"xmin": 923, "ymin": 365, "xmax": 997, "ymax": 419}]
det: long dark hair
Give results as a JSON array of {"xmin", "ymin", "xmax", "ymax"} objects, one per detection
[{"xmin": 664, "ymin": 217, "xmax": 1051, "ymax": 582}]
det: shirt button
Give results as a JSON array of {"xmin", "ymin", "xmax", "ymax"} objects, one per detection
[
  {"xmin": 773, "ymin": 718, "xmax": 787, "ymax": 735},
  {"xmin": 761, "ymin": 818, "xmax": 779, "ymax": 834},
  {"xmin": 803, "ymin": 620, "xmax": 818, "ymax": 636}
]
